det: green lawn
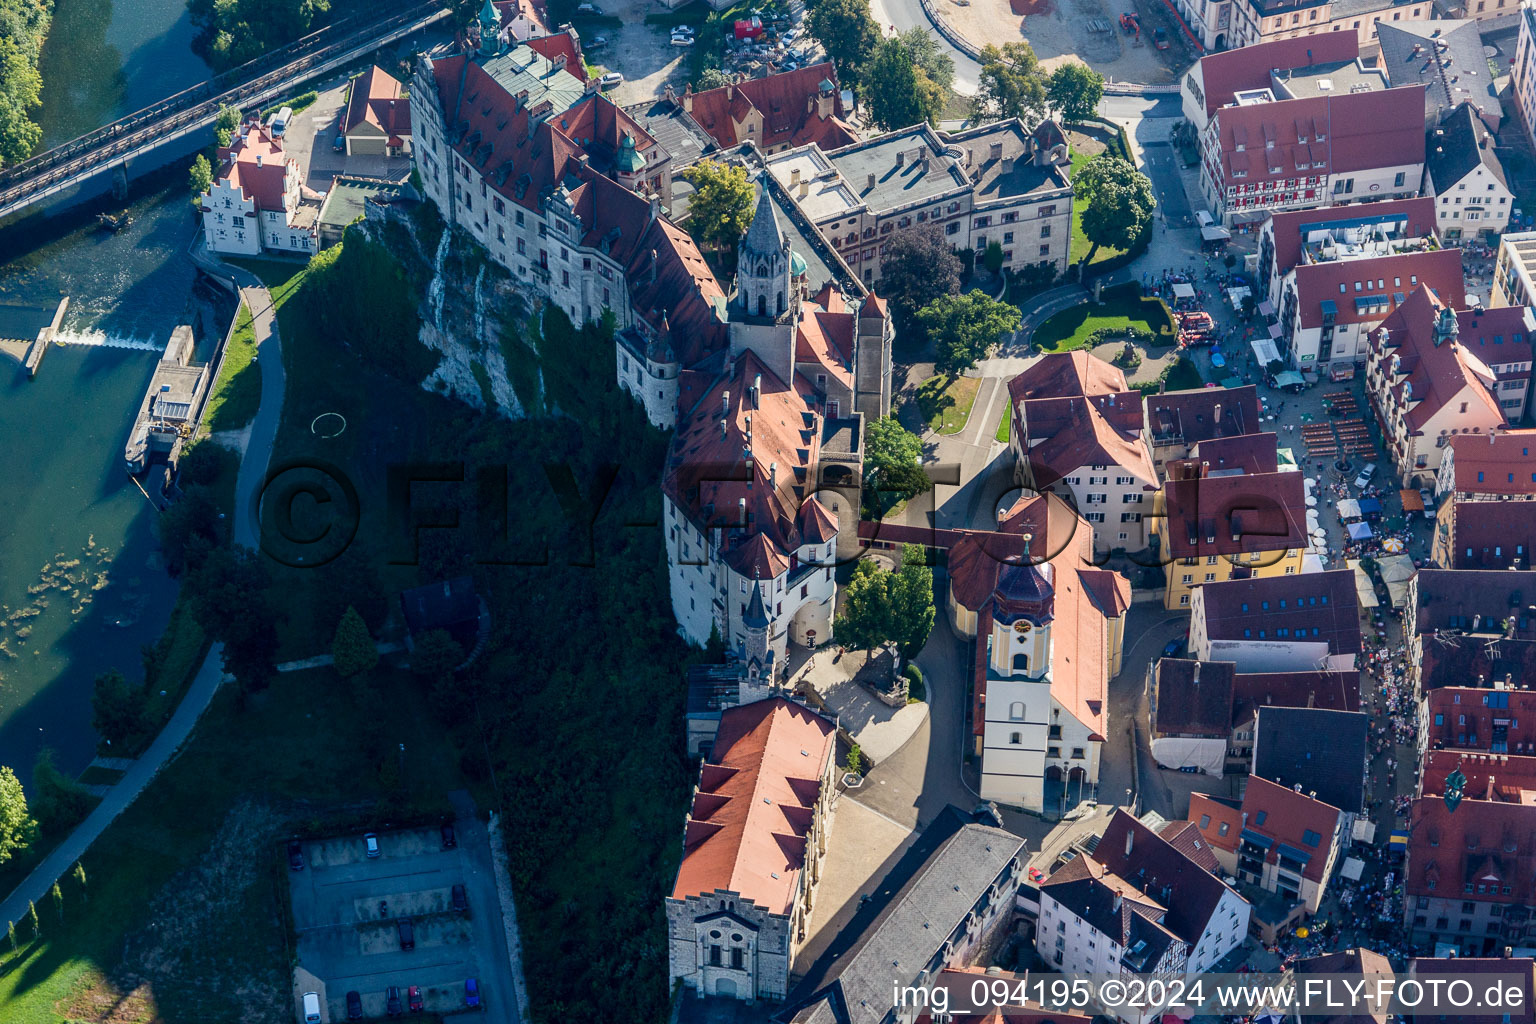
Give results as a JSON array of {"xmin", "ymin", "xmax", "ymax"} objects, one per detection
[
  {"xmin": 1070, "ymin": 150, "xmax": 1129, "ymax": 271},
  {"xmin": 1033, "ymin": 293, "xmax": 1164, "ymax": 352},
  {"xmin": 995, "ymin": 402, "xmax": 1012, "ymax": 443},
  {"xmin": 200, "ymin": 300, "xmax": 261, "ymax": 433},
  {"xmin": 917, "ymin": 374, "xmax": 981, "ymax": 434}
]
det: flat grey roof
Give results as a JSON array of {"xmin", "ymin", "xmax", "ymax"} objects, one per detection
[{"xmin": 826, "ymin": 127, "xmax": 968, "ymax": 215}]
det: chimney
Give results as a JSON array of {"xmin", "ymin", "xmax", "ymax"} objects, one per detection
[
  {"xmin": 866, "ymin": 172, "xmax": 875, "ymax": 190},
  {"xmin": 799, "ymin": 180, "xmax": 809, "ymax": 199},
  {"xmin": 722, "ymin": 390, "xmax": 731, "ymax": 418},
  {"xmin": 753, "ymin": 374, "xmax": 762, "ymax": 409},
  {"xmin": 1113, "ymin": 889, "xmax": 1123, "ymax": 913},
  {"xmin": 1001, "ymin": 155, "xmax": 1015, "ymax": 175},
  {"xmin": 745, "ymin": 415, "xmax": 752, "ymax": 441},
  {"xmin": 682, "ymin": 83, "xmax": 693, "ymax": 114},
  {"xmin": 896, "ymin": 151, "xmax": 904, "ymax": 167},
  {"xmin": 726, "ymin": 82, "xmax": 735, "ymax": 102},
  {"xmin": 1214, "ymin": 402, "xmax": 1222, "ymax": 424},
  {"xmin": 1125, "ymin": 828, "xmax": 1134, "ymax": 857},
  {"xmin": 742, "ymin": 443, "xmax": 753, "ymax": 470},
  {"xmin": 770, "ymin": 462, "xmax": 777, "ymax": 486},
  {"xmin": 989, "ymin": 141, "xmax": 1003, "ymax": 161},
  {"xmin": 648, "ymin": 193, "xmax": 661, "ymax": 221},
  {"xmin": 791, "ymin": 167, "xmax": 802, "ymax": 187},
  {"xmin": 1193, "ymin": 662, "xmax": 1201, "ymax": 684},
  {"xmin": 649, "ymin": 248, "xmax": 658, "ymax": 285},
  {"xmin": 807, "ymin": 93, "xmax": 815, "ymax": 115},
  {"xmin": 256, "ymin": 153, "xmax": 263, "ymax": 167},
  {"xmin": 720, "ymin": 418, "xmax": 728, "ymax": 440},
  {"xmin": 738, "ymin": 496, "xmax": 747, "ymax": 522}
]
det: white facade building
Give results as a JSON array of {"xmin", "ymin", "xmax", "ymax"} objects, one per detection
[{"xmin": 200, "ymin": 121, "xmax": 317, "ymax": 256}]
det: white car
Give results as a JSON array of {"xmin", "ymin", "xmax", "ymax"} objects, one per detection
[
  {"xmin": 364, "ymin": 832, "xmax": 380, "ymax": 858},
  {"xmin": 671, "ymin": 33, "xmax": 693, "ymax": 45},
  {"xmin": 672, "ymin": 24, "xmax": 695, "ymax": 34},
  {"xmin": 600, "ymin": 71, "xmax": 624, "ymax": 88}
]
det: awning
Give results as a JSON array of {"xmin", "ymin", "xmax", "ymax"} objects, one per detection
[
  {"xmin": 1221, "ymin": 376, "xmax": 1246, "ymax": 389},
  {"xmin": 1341, "ymin": 856, "xmax": 1366, "ymax": 881},
  {"xmin": 1202, "ymin": 224, "xmax": 1232, "ymax": 242},
  {"xmin": 1276, "ymin": 842, "xmax": 1313, "ymax": 864},
  {"xmin": 1258, "ymin": 299, "xmax": 1275, "ymax": 316},
  {"xmin": 1275, "ymin": 370, "xmax": 1305, "ymax": 387},
  {"xmin": 1347, "ymin": 559, "xmax": 1380, "ymax": 607},
  {"xmin": 1390, "ymin": 831, "xmax": 1410, "ymax": 848},
  {"xmin": 1241, "ymin": 828, "xmax": 1274, "ymax": 848},
  {"xmin": 1348, "ymin": 521, "xmax": 1373, "ymax": 541},
  {"xmin": 1359, "ymin": 497, "xmax": 1383, "ymax": 516},
  {"xmin": 1269, "ymin": 322, "xmax": 1284, "ymax": 339},
  {"xmin": 1229, "ymin": 286, "xmax": 1252, "ymax": 306},
  {"xmin": 1252, "ymin": 338, "xmax": 1281, "ymax": 365},
  {"xmin": 1338, "ymin": 498, "xmax": 1362, "ymax": 519},
  {"xmin": 1173, "ymin": 282, "xmax": 1196, "ymax": 298},
  {"xmin": 1401, "ymin": 488, "xmax": 1425, "ymax": 511},
  {"xmin": 1353, "ymin": 818, "xmax": 1377, "ymax": 843}
]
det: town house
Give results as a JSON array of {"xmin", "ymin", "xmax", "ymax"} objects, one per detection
[
  {"xmin": 1189, "ymin": 568, "xmax": 1362, "ymax": 671},
  {"xmin": 200, "ymin": 120, "xmax": 319, "ymax": 256}
]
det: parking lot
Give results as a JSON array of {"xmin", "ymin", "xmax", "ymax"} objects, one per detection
[{"xmin": 289, "ymin": 821, "xmax": 517, "ymax": 1023}]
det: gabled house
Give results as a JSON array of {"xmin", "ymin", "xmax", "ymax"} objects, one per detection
[
  {"xmin": 1365, "ymin": 287, "xmax": 1509, "ymax": 489},
  {"xmin": 1008, "ymin": 352, "xmax": 1158, "ymax": 553},
  {"xmin": 1144, "ymin": 385, "xmax": 1261, "ymax": 477},
  {"xmin": 1255, "ymin": 196, "xmax": 1439, "ymax": 312},
  {"xmin": 1424, "ymin": 102, "xmax": 1513, "ymax": 241},
  {"xmin": 666, "ymin": 696, "xmax": 837, "ymax": 1002},
  {"xmin": 200, "ymin": 120, "xmax": 319, "ymax": 256},
  {"xmin": 1251, "ymin": 705, "xmax": 1369, "ymax": 815},
  {"xmin": 1188, "ymin": 568, "xmax": 1363, "ymax": 671},
  {"xmin": 1406, "ymin": 569, "xmax": 1536, "ymax": 693},
  {"xmin": 663, "ymin": 65, "xmax": 856, "ymax": 156},
  {"xmin": 341, "ymin": 65, "xmax": 413, "ymax": 157},
  {"xmin": 1377, "ymin": 20, "xmax": 1502, "ymax": 131}
]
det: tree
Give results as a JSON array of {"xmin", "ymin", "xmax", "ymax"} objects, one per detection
[
  {"xmin": 157, "ymin": 484, "xmax": 223, "ymax": 576},
  {"xmin": 844, "ymin": 743, "xmax": 865, "ymax": 777},
  {"xmin": 982, "ymin": 240, "xmax": 1004, "ymax": 276},
  {"xmin": 189, "ymin": 154, "xmax": 212, "ymax": 203},
  {"xmin": 213, "ymin": 103, "xmax": 242, "ymax": 148},
  {"xmin": 973, "ymin": 43, "xmax": 1048, "ymax": 125},
  {"xmin": 91, "ymin": 670, "xmax": 147, "ymax": 748},
  {"xmin": 31, "ymin": 749, "xmax": 92, "ymax": 834},
  {"xmin": 834, "ymin": 560, "xmax": 894, "ymax": 653},
  {"xmin": 679, "ymin": 160, "xmax": 756, "ymax": 255},
  {"xmin": 695, "ymin": 67, "xmax": 733, "ymax": 90},
  {"xmin": 73, "ymin": 861, "xmax": 87, "ymax": 904},
  {"xmin": 890, "ymin": 544, "xmax": 936, "ymax": 656},
  {"xmin": 7, "ymin": 920, "xmax": 14, "ymax": 956},
  {"xmin": 0, "ymin": 767, "xmax": 36, "ymax": 866},
  {"xmin": 412, "ymin": 629, "xmax": 464, "ymax": 686},
  {"xmin": 915, "ymin": 291, "xmax": 1022, "ymax": 377},
  {"xmin": 878, "ymin": 225, "xmax": 962, "ymax": 328},
  {"xmin": 26, "ymin": 899, "xmax": 37, "ymax": 938},
  {"xmin": 0, "ymin": 38, "xmax": 44, "ymax": 166},
  {"xmin": 1047, "ymin": 62, "xmax": 1105, "ymax": 124},
  {"xmin": 862, "ymin": 35, "xmax": 945, "ymax": 131},
  {"xmin": 332, "ymin": 606, "xmax": 380, "ymax": 678},
  {"xmin": 186, "ymin": 545, "xmax": 280, "ymax": 691},
  {"xmin": 1075, "ymin": 154, "xmax": 1155, "ymax": 262},
  {"xmin": 895, "ymin": 26, "xmax": 954, "ymax": 92},
  {"xmin": 806, "ymin": 0, "xmax": 879, "ymax": 88},
  {"xmin": 50, "ymin": 882, "xmax": 62, "ymax": 923},
  {"xmin": 864, "ymin": 416, "xmax": 930, "ymax": 503}
]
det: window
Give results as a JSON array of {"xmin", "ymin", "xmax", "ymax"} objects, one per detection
[
  {"xmin": 1199, "ymin": 814, "xmax": 1211, "ymax": 829},
  {"xmin": 1039, "ymin": 245, "xmax": 1051, "ymax": 257},
  {"xmin": 1012, "ymin": 653, "xmax": 1029, "ymax": 672},
  {"xmin": 1010, "ymin": 732, "xmax": 1022, "ymax": 744},
  {"xmin": 1071, "ymin": 747, "xmax": 1085, "ymax": 759},
  {"xmin": 1218, "ymin": 822, "xmax": 1230, "ymax": 836},
  {"xmin": 1041, "ymin": 225, "xmax": 1052, "ymax": 238},
  {"xmin": 1009, "ymin": 701, "xmax": 1026, "ymax": 720}
]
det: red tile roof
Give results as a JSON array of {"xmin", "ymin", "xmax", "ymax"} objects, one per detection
[
  {"xmin": 1406, "ymin": 750, "xmax": 1536, "ymax": 907},
  {"xmin": 1195, "ymin": 569, "xmax": 1362, "ymax": 655},
  {"xmin": 1232, "ymin": 668, "xmax": 1361, "ymax": 724},
  {"xmin": 671, "ymin": 697, "xmax": 836, "ymax": 914},
  {"xmin": 527, "ymin": 32, "xmax": 586, "ymax": 82},
  {"xmin": 1212, "ymin": 86, "xmax": 1426, "ymax": 191},
  {"xmin": 1264, "ymin": 197, "xmax": 1438, "ymax": 282},
  {"xmin": 343, "ymin": 66, "xmax": 412, "ymax": 146},
  {"xmin": 1186, "ymin": 431, "xmax": 1280, "ymax": 475},
  {"xmin": 1009, "ymin": 354, "xmax": 1155, "ymax": 489},
  {"xmin": 1444, "ymin": 501, "xmax": 1536, "ymax": 571},
  {"xmin": 1423, "ymin": 687, "xmax": 1536, "ymax": 756},
  {"xmin": 1157, "ymin": 819, "xmax": 1223, "ymax": 875},
  {"xmin": 1291, "ymin": 248, "xmax": 1465, "ymax": 330},
  {"xmin": 1094, "ymin": 810, "xmax": 1237, "ymax": 947},
  {"xmin": 1445, "ymin": 429, "xmax": 1536, "ymax": 495},
  {"xmin": 1236, "ymin": 775, "xmax": 1341, "ymax": 883},
  {"xmin": 664, "ymin": 351, "xmax": 823, "ymax": 571},
  {"xmin": 1146, "ymin": 385, "xmax": 1262, "ymax": 452},
  {"xmin": 1368, "ymin": 286, "xmax": 1504, "ymax": 431},
  {"xmin": 215, "ymin": 122, "xmax": 293, "ymax": 213},
  {"xmin": 1193, "ymin": 34, "xmax": 1361, "ymax": 118},
  {"xmin": 1008, "ymin": 350, "xmax": 1126, "ymax": 403},
  {"xmin": 1162, "ymin": 468, "xmax": 1308, "ymax": 559},
  {"xmin": 685, "ymin": 64, "xmax": 855, "ymax": 151},
  {"xmin": 1154, "ymin": 659, "xmax": 1236, "ymax": 738}
]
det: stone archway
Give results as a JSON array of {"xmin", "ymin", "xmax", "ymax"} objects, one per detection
[{"xmin": 716, "ymin": 978, "xmax": 738, "ymax": 997}]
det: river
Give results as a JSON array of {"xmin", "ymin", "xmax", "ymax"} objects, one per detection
[{"xmin": 0, "ymin": 0, "xmax": 214, "ymax": 783}]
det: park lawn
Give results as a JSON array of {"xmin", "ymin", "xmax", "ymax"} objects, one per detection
[
  {"xmin": 995, "ymin": 402, "xmax": 1011, "ymax": 443},
  {"xmin": 0, "ymin": 663, "xmax": 462, "ymax": 1024},
  {"xmin": 200, "ymin": 301, "xmax": 261, "ymax": 433},
  {"xmin": 1069, "ymin": 150, "xmax": 1128, "ymax": 271},
  {"xmin": 1033, "ymin": 292, "xmax": 1163, "ymax": 352},
  {"xmin": 917, "ymin": 374, "xmax": 981, "ymax": 435}
]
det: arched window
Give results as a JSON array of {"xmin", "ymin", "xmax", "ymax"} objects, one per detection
[
  {"xmin": 1009, "ymin": 732, "xmax": 1022, "ymax": 745},
  {"xmin": 757, "ymin": 295, "xmax": 766, "ymax": 316},
  {"xmin": 1009, "ymin": 701, "xmax": 1026, "ymax": 721},
  {"xmin": 1012, "ymin": 652, "xmax": 1029, "ymax": 672},
  {"xmin": 777, "ymin": 291, "xmax": 785, "ymax": 314}
]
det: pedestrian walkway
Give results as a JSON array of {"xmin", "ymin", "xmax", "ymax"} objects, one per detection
[{"xmin": 87, "ymin": 756, "xmax": 136, "ymax": 772}]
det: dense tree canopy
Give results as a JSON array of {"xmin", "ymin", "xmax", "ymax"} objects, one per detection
[
  {"xmin": 833, "ymin": 545, "xmax": 936, "ymax": 656},
  {"xmin": 806, "ymin": 0, "xmax": 879, "ymax": 88},
  {"xmin": 973, "ymin": 42, "xmax": 1048, "ymax": 125},
  {"xmin": 92, "ymin": 669, "xmax": 148, "ymax": 747},
  {"xmin": 332, "ymin": 606, "xmax": 379, "ymax": 678},
  {"xmin": 187, "ymin": 0, "xmax": 332, "ymax": 71},
  {"xmin": 680, "ymin": 159, "xmax": 756, "ymax": 255},
  {"xmin": 1076, "ymin": 154, "xmax": 1156, "ymax": 261},
  {"xmin": 862, "ymin": 35, "xmax": 945, "ymax": 131},
  {"xmin": 0, "ymin": 765, "xmax": 38, "ymax": 865},
  {"xmin": 877, "ymin": 225, "xmax": 962, "ymax": 328},
  {"xmin": 916, "ymin": 291, "xmax": 1022, "ymax": 376},
  {"xmin": 865, "ymin": 416, "xmax": 931, "ymax": 503},
  {"xmin": 1048, "ymin": 62, "xmax": 1105, "ymax": 124},
  {"xmin": 0, "ymin": 0, "xmax": 52, "ymax": 167}
]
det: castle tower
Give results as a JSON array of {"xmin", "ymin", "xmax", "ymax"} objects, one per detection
[
  {"xmin": 727, "ymin": 181, "xmax": 797, "ymax": 385},
  {"xmin": 615, "ymin": 132, "xmax": 646, "ymax": 192},
  {"xmin": 741, "ymin": 577, "xmax": 775, "ymax": 694},
  {"xmin": 477, "ymin": 0, "xmax": 503, "ymax": 56},
  {"xmin": 854, "ymin": 292, "xmax": 893, "ymax": 419}
]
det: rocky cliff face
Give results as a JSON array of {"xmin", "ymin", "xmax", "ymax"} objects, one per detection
[{"xmin": 384, "ymin": 207, "xmax": 544, "ymax": 419}]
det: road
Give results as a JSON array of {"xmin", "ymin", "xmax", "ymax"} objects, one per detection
[
  {"xmin": 868, "ymin": 0, "xmax": 981, "ymax": 95},
  {"xmin": 0, "ymin": 262, "xmax": 286, "ymax": 934}
]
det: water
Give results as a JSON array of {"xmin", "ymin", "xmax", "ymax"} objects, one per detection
[{"xmin": 0, "ymin": 0, "xmax": 214, "ymax": 783}]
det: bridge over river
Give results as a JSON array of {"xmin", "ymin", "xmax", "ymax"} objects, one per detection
[{"xmin": 0, "ymin": 0, "xmax": 448, "ymax": 223}]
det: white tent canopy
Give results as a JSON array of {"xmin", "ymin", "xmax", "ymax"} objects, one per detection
[
  {"xmin": 1347, "ymin": 559, "xmax": 1381, "ymax": 608},
  {"xmin": 1341, "ymin": 857, "xmax": 1366, "ymax": 881},
  {"xmin": 1173, "ymin": 282, "xmax": 1196, "ymax": 299},
  {"xmin": 1252, "ymin": 337, "xmax": 1281, "ymax": 366}
]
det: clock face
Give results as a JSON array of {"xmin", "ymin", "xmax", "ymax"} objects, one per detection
[{"xmin": 1013, "ymin": 619, "xmax": 1032, "ymax": 635}]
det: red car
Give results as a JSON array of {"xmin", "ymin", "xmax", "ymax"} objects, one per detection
[{"xmin": 408, "ymin": 986, "xmax": 424, "ymax": 1013}]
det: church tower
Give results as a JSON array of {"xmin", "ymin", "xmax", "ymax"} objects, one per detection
[{"xmin": 728, "ymin": 181, "xmax": 796, "ymax": 386}]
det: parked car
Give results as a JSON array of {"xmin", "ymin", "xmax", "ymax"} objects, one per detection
[
  {"xmin": 387, "ymin": 986, "xmax": 403, "ymax": 1017},
  {"xmin": 600, "ymin": 71, "xmax": 624, "ymax": 88},
  {"xmin": 585, "ymin": 34, "xmax": 608, "ymax": 50},
  {"xmin": 346, "ymin": 991, "xmax": 363, "ymax": 1020},
  {"xmin": 1162, "ymin": 638, "xmax": 1184, "ymax": 658},
  {"xmin": 304, "ymin": 992, "xmax": 324, "ymax": 1023},
  {"xmin": 465, "ymin": 978, "xmax": 481, "ymax": 1008},
  {"xmin": 408, "ymin": 985, "xmax": 424, "ymax": 1013},
  {"xmin": 1354, "ymin": 462, "xmax": 1377, "ymax": 489},
  {"xmin": 333, "ymin": 133, "xmax": 346, "ymax": 153},
  {"xmin": 671, "ymin": 23, "xmax": 695, "ymax": 34},
  {"xmin": 441, "ymin": 823, "xmax": 456, "ymax": 849},
  {"xmin": 671, "ymin": 33, "xmax": 693, "ymax": 45},
  {"xmin": 576, "ymin": 2, "xmax": 602, "ymax": 11},
  {"xmin": 364, "ymin": 832, "xmax": 380, "ymax": 858},
  {"xmin": 452, "ymin": 883, "xmax": 468, "ymax": 912},
  {"xmin": 1419, "ymin": 488, "xmax": 1436, "ymax": 510},
  {"xmin": 287, "ymin": 840, "xmax": 304, "ymax": 871},
  {"xmin": 398, "ymin": 917, "xmax": 415, "ymax": 951},
  {"xmin": 1153, "ymin": 26, "xmax": 1170, "ymax": 49}
]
